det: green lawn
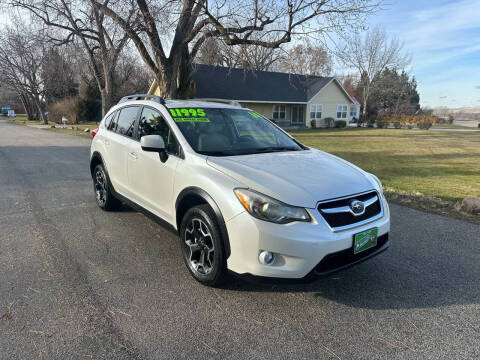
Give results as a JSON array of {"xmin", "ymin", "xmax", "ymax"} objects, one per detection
[{"xmin": 289, "ymin": 128, "xmax": 480, "ymax": 203}]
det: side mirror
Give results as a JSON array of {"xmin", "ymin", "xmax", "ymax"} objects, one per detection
[{"xmin": 141, "ymin": 135, "xmax": 168, "ymax": 162}]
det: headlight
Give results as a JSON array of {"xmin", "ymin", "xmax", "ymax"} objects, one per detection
[
  {"xmin": 234, "ymin": 188, "xmax": 311, "ymax": 224},
  {"xmin": 368, "ymin": 173, "xmax": 383, "ymax": 193}
]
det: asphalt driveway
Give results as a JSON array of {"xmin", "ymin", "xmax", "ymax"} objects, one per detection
[{"xmin": 0, "ymin": 120, "xmax": 479, "ymax": 359}]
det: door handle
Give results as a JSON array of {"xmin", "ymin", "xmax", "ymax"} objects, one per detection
[{"xmin": 129, "ymin": 152, "xmax": 138, "ymax": 160}]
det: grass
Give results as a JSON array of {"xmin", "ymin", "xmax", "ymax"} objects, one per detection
[
  {"xmin": 8, "ymin": 115, "xmax": 55, "ymax": 125},
  {"xmin": 432, "ymin": 124, "xmax": 478, "ymax": 129},
  {"xmin": 9, "ymin": 115, "xmax": 98, "ymax": 138},
  {"xmin": 289, "ymin": 127, "xmax": 480, "ymax": 222},
  {"xmin": 43, "ymin": 127, "xmax": 94, "ymax": 138}
]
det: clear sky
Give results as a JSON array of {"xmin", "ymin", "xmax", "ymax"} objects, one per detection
[{"xmin": 369, "ymin": 0, "xmax": 480, "ymax": 109}]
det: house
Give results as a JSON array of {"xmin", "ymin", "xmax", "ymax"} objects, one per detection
[{"xmin": 148, "ymin": 64, "xmax": 357, "ymax": 128}]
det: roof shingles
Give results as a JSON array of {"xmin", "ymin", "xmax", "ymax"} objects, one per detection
[{"xmin": 191, "ymin": 64, "xmax": 333, "ymax": 103}]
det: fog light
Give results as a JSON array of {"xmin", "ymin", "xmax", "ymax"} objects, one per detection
[{"xmin": 259, "ymin": 251, "xmax": 274, "ymax": 265}]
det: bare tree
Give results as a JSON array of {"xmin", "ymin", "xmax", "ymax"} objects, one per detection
[
  {"xmin": 11, "ymin": 0, "xmax": 133, "ymax": 116},
  {"xmin": 198, "ymin": 37, "xmax": 281, "ymax": 71},
  {"xmin": 222, "ymin": 43, "xmax": 281, "ymax": 71},
  {"xmin": 336, "ymin": 26, "xmax": 410, "ymax": 119},
  {"xmin": 89, "ymin": 0, "xmax": 379, "ymax": 98},
  {"xmin": 196, "ymin": 37, "xmax": 224, "ymax": 66},
  {"xmin": 278, "ymin": 42, "xmax": 332, "ymax": 76},
  {"xmin": 114, "ymin": 50, "xmax": 153, "ymax": 97},
  {"xmin": 0, "ymin": 25, "xmax": 48, "ymax": 123},
  {"xmin": 42, "ymin": 47, "xmax": 78, "ymax": 104}
]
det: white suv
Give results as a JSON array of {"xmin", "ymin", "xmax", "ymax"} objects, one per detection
[{"xmin": 90, "ymin": 94, "xmax": 390, "ymax": 286}]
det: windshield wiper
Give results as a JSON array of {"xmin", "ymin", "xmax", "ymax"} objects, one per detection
[
  {"xmin": 198, "ymin": 150, "xmax": 234, "ymax": 156},
  {"xmin": 255, "ymin": 146, "xmax": 300, "ymax": 153}
]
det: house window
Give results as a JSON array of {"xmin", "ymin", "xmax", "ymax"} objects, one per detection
[
  {"xmin": 336, "ymin": 104, "xmax": 348, "ymax": 119},
  {"xmin": 272, "ymin": 105, "xmax": 286, "ymax": 120},
  {"xmin": 309, "ymin": 104, "xmax": 322, "ymax": 119}
]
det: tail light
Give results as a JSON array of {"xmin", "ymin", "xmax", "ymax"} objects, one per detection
[{"xmin": 92, "ymin": 128, "xmax": 99, "ymax": 138}]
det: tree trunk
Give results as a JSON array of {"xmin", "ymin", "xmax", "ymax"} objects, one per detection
[
  {"xmin": 19, "ymin": 93, "xmax": 33, "ymax": 120},
  {"xmin": 361, "ymin": 81, "xmax": 370, "ymax": 125},
  {"xmin": 154, "ymin": 63, "xmax": 180, "ymax": 99},
  {"xmin": 176, "ymin": 47, "xmax": 192, "ymax": 99},
  {"xmin": 34, "ymin": 96, "xmax": 47, "ymax": 124},
  {"xmin": 100, "ymin": 89, "xmax": 114, "ymax": 119},
  {"xmin": 101, "ymin": 70, "xmax": 115, "ymax": 117}
]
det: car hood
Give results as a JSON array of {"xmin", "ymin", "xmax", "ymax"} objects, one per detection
[{"xmin": 206, "ymin": 149, "xmax": 375, "ymax": 208}]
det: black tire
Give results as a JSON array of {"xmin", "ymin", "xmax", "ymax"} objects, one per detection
[
  {"xmin": 93, "ymin": 164, "xmax": 122, "ymax": 211},
  {"xmin": 179, "ymin": 204, "xmax": 228, "ymax": 287}
]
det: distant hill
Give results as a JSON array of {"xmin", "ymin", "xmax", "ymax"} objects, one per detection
[{"xmin": 433, "ymin": 106, "xmax": 480, "ymax": 121}]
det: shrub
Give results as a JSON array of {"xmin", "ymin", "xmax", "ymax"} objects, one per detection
[
  {"xmin": 310, "ymin": 119, "xmax": 316, "ymax": 128},
  {"xmin": 47, "ymin": 97, "xmax": 80, "ymax": 124},
  {"xmin": 417, "ymin": 121, "xmax": 432, "ymax": 130},
  {"xmin": 375, "ymin": 114, "xmax": 437, "ymax": 130},
  {"xmin": 334, "ymin": 120, "xmax": 347, "ymax": 128},
  {"xmin": 324, "ymin": 117, "xmax": 335, "ymax": 128},
  {"xmin": 77, "ymin": 81, "xmax": 101, "ymax": 122},
  {"xmin": 78, "ymin": 96, "xmax": 101, "ymax": 123},
  {"xmin": 376, "ymin": 120, "xmax": 388, "ymax": 129}
]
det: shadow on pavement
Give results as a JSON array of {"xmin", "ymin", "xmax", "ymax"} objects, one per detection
[{"xmin": 221, "ymin": 243, "xmax": 480, "ymax": 310}]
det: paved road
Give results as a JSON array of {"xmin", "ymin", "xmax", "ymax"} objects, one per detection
[{"xmin": 0, "ymin": 119, "xmax": 479, "ymax": 360}]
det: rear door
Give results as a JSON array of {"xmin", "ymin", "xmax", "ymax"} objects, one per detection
[
  {"xmin": 127, "ymin": 106, "xmax": 181, "ymax": 221},
  {"xmin": 95, "ymin": 110, "xmax": 117, "ymax": 171},
  {"xmin": 107, "ymin": 105, "xmax": 140, "ymax": 197}
]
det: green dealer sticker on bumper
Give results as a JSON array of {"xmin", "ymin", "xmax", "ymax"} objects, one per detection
[{"xmin": 353, "ymin": 227, "xmax": 378, "ymax": 254}]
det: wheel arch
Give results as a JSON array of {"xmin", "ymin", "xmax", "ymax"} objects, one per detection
[
  {"xmin": 90, "ymin": 151, "xmax": 116, "ymax": 194},
  {"xmin": 175, "ymin": 187, "xmax": 231, "ymax": 259},
  {"xmin": 90, "ymin": 151, "xmax": 105, "ymax": 178}
]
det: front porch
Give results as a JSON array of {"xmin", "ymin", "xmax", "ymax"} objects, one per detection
[{"xmin": 241, "ymin": 102, "xmax": 307, "ymax": 128}]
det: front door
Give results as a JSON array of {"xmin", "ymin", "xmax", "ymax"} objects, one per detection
[
  {"xmin": 127, "ymin": 107, "xmax": 181, "ymax": 222},
  {"xmin": 291, "ymin": 105, "xmax": 304, "ymax": 125}
]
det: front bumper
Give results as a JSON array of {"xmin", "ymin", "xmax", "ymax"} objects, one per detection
[{"xmin": 225, "ymin": 195, "xmax": 390, "ymax": 279}]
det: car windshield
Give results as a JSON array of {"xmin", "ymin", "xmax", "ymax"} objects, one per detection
[{"xmin": 168, "ymin": 107, "xmax": 303, "ymax": 156}]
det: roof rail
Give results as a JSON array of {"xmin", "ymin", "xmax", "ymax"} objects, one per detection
[
  {"xmin": 119, "ymin": 94, "xmax": 165, "ymax": 105},
  {"xmin": 193, "ymin": 98, "xmax": 242, "ymax": 107}
]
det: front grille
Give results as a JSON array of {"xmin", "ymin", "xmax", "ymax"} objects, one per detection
[
  {"xmin": 314, "ymin": 233, "xmax": 389, "ymax": 275},
  {"xmin": 317, "ymin": 191, "xmax": 381, "ymax": 229}
]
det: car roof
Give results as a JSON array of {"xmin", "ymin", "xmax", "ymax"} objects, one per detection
[
  {"xmin": 166, "ymin": 99, "xmax": 242, "ymax": 109},
  {"xmin": 116, "ymin": 98, "xmax": 242, "ymax": 110}
]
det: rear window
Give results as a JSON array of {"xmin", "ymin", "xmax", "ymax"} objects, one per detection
[{"xmin": 104, "ymin": 111, "xmax": 116, "ymax": 129}]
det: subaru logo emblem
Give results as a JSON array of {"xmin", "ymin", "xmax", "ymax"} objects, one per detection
[{"xmin": 350, "ymin": 200, "xmax": 365, "ymax": 215}]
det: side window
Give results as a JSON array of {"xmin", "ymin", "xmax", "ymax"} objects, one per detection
[
  {"xmin": 138, "ymin": 107, "xmax": 180, "ymax": 156},
  {"xmin": 115, "ymin": 106, "xmax": 139, "ymax": 137},
  {"xmin": 104, "ymin": 111, "xmax": 115, "ymax": 129}
]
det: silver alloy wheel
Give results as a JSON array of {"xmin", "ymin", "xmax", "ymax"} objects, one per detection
[
  {"xmin": 94, "ymin": 168, "xmax": 107, "ymax": 206},
  {"xmin": 184, "ymin": 218, "xmax": 215, "ymax": 275}
]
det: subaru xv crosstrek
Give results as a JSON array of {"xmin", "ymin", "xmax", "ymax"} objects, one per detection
[{"xmin": 90, "ymin": 94, "xmax": 390, "ymax": 286}]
